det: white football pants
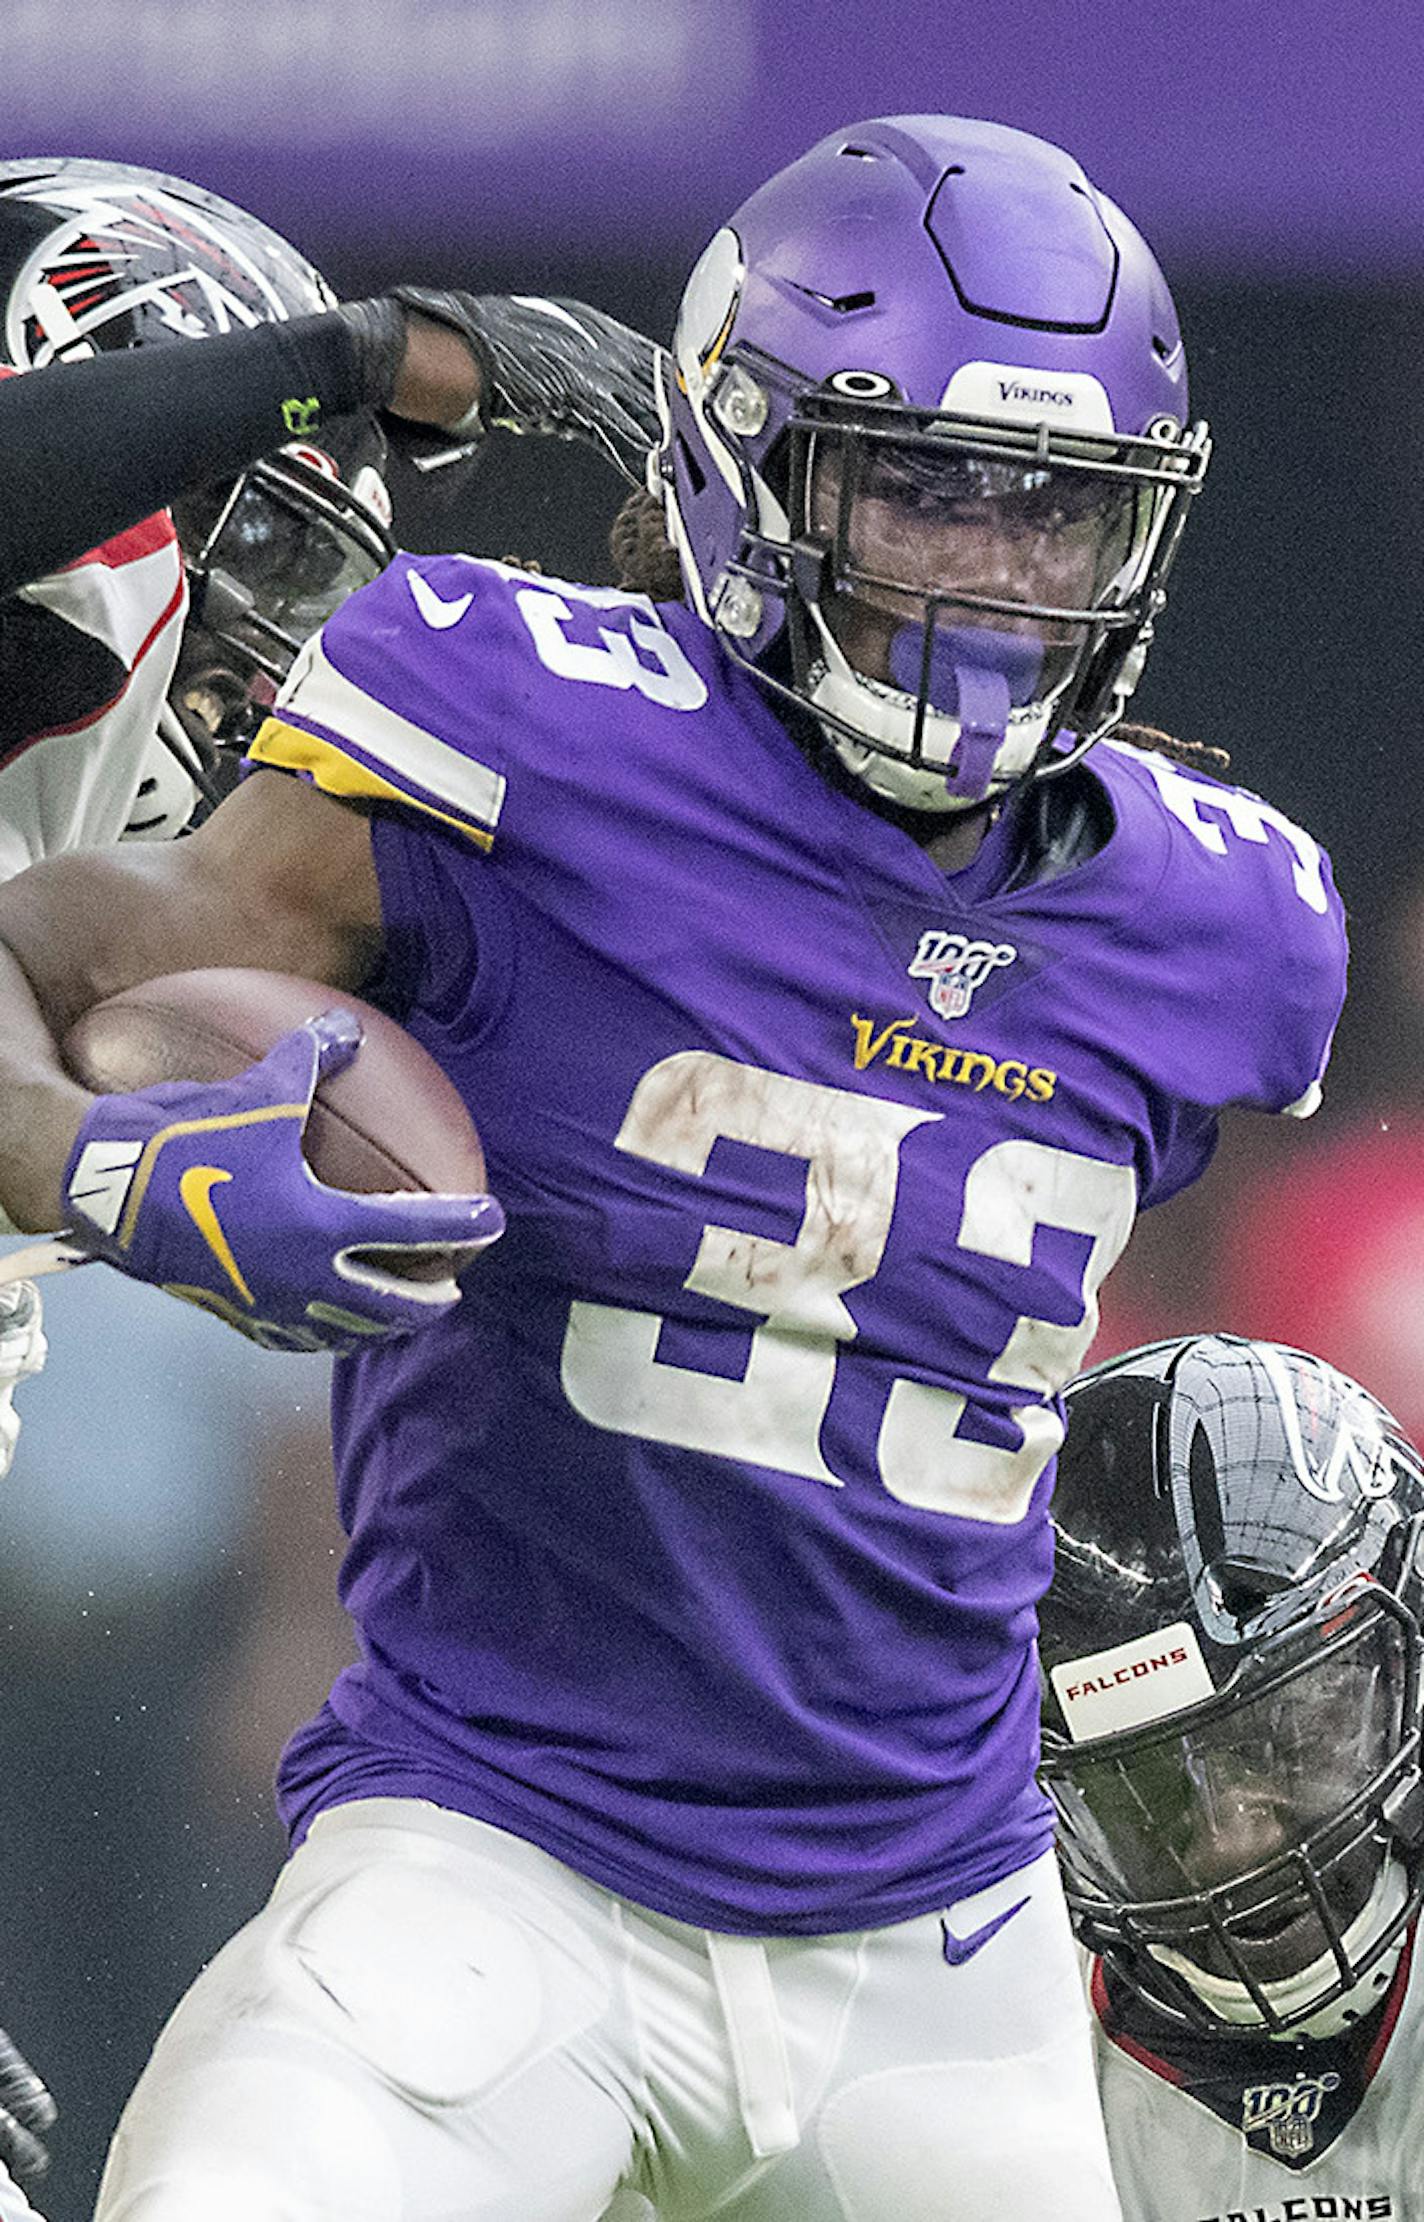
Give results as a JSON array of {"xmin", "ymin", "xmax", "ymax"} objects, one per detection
[{"xmin": 94, "ymin": 1797, "xmax": 1119, "ymax": 2222}]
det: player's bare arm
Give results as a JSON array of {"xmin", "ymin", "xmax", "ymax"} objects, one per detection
[
  {"xmin": 0, "ymin": 773, "xmax": 382, "ymax": 1231},
  {"xmin": 0, "ymin": 771, "xmax": 487, "ymax": 1353}
]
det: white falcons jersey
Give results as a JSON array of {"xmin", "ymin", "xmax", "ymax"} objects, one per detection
[
  {"xmin": 0, "ymin": 511, "xmax": 190, "ymax": 880},
  {"xmin": 1088, "ymin": 1935, "xmax": 1424, "ymax": 2222}
]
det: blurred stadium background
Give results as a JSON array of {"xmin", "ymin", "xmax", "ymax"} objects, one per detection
[{"xmin": 4, "ymin": 0, "xmax": 1424, "ymax": 2209}]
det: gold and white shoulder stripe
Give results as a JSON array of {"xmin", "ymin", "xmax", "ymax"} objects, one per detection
[{"xmin": 246, "ymin": 633, "xmax": 505, "ymax": 848}]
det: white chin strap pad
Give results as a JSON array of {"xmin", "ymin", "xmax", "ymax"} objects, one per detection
[{"xmin": 1149, "ymin": 1860, "xmax": 1410, "ymax": 2041}]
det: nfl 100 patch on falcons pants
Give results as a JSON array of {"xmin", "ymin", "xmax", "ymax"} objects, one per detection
[{"xmin": 93, "ymin": 1798, "xmax": 1120, "ymax": 2222}]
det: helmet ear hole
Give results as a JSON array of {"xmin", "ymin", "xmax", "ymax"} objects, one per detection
[
  {"xmin": 1187, "ymin": 1420, "xmax": 1226, "ymax": 1564},
  {"xmin": 676, "ymin": 432, "xmax": 707, "ymax": 499},
  {"xmin": 1212, "ymin": 1561, "xmax": 1285, "ymax": 1626}
]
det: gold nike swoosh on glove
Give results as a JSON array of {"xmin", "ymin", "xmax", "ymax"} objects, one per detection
[
  {"xmin": 177, "ymin": 1165, "xmax": 255, "ymax": 1306},
  {"xmin": 117, "ymin": 1102, "xmax": 306, "ymax": 1249}
]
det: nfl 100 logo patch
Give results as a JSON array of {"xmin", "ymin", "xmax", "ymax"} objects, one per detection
[
  {"xmin": 908, "ymin": 930, "xmax": 1018, "ymax": 1020},
  {"xmin": 1241, "ymin": 2072, "xmax": 1341, "ymax": 2159}
]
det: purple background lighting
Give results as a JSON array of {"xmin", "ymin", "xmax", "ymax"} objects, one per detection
[{"xmin": 5, "ymin": 0, "xmax": 1422, "ymax": 271}]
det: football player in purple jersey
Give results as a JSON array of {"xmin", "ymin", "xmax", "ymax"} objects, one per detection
[
  {"xmin": 0, "ymin": 117, "xmax": 1347, "ymax": 2219},
  {"xmin": 1040, "ymin": 1336, "xmax": 1424, "ymax": 2218}
]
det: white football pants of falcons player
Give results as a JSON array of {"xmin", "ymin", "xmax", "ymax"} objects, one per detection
[{"xmin": 93, "ymin": 1797, "xmax": 1120, "ymax": 2222}]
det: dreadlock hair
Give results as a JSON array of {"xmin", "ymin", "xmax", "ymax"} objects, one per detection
[
  {"xmin": 1109, "ymin": 721, "xmax": 1231, "ymax": 776},
  {"xmin": 610, "ymin": 488, "xmax": 685, "ymax": 601},
  {"xmin": 607, "ymin": 491, "xmax": 1230, "ymax": 777}
]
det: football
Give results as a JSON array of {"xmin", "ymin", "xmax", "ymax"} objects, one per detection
[{"xmin": 61, "ymin": 968, "xmax": 486, "ymax": 1196}]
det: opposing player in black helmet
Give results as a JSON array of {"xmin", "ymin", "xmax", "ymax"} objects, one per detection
[
  {"xmin": 0, "ymin": 157, "xmax": 659, "ymax": 839},
  {"xmin": 1039, "ymin": 1334, "xmax": 1424, "ymax": 2207}
]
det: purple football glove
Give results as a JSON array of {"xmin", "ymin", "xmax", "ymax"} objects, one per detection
[{"xmin": 61, "ymin": 1010, "xmax": 504, "ymax": 1353}]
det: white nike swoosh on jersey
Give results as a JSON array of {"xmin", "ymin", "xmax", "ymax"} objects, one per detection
[{"xmin": 406, "ymin": 570, "xmax": 474, "ymax": 630}]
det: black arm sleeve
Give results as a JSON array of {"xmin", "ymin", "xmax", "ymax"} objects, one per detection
[{"xmin": 0, "ymin": 313, "xmax": 373, "ymax": 597}]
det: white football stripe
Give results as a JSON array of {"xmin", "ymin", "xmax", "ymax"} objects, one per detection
[{"xmin": 280, "ymin": 632, "xmax": 505, "ymax": 832}]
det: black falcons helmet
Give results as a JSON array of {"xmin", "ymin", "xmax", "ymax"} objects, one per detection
[
  {"xmin": 1039, "ymin": 1334, "xmax": 1424, "ymax": 2041},
  {"xmin": 0, "ymin": 158, "xmax": 395, "ymax": 767}
]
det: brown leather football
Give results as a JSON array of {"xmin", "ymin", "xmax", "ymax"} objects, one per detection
[{"xmin": 62, "ymin": 968, "xmax": 485, "ymax": 1196}]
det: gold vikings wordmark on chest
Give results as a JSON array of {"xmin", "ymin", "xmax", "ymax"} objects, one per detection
[{"xmin": 850, "ymin": 1013, "xmax": 1057, "ymax": 1102}]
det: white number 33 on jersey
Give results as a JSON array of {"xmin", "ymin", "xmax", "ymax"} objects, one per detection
[{"xmin": 561, "ymin": 1051, "xmax": 1137, "ymax": 1526}]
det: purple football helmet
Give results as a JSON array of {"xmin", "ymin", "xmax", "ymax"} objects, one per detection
[{"xmin": 656, "ymin": 117, "xmax": 1211, "ymax": 813}]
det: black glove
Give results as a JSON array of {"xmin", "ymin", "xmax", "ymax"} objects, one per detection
[
  {"xmin": 0, "ymin": 2025, "xmax": 55, "ymax": 2183},
  {"xmin": 389, "ymin": 291, "xmax": 664, "ymax": 487}
]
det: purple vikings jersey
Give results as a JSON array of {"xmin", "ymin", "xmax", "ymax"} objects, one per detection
[{"xmin": 246, "ymin": 552, "xmax": 1346, "ymax": 1935}]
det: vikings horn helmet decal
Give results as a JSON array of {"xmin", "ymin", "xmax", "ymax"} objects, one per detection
[{"xmin": 656, "ymin": 117, "xmax": 1210, "ymax": 813}]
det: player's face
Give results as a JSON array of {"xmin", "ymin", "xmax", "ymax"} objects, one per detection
[
  {"xmin": 1165, "ymin": 1755, "xmax": 1378, "ymax": 1989},
  {"xmin": 172, "ymin": 447, "xmax": 394, "ymax": 745},
  {"xmin": 807, "ymin": 436, "xmax": 1139, "ymax": 696},
  {"xmin": 1057, "ymin": 1607, "xmax": 1409, "ymax": 1989}
]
